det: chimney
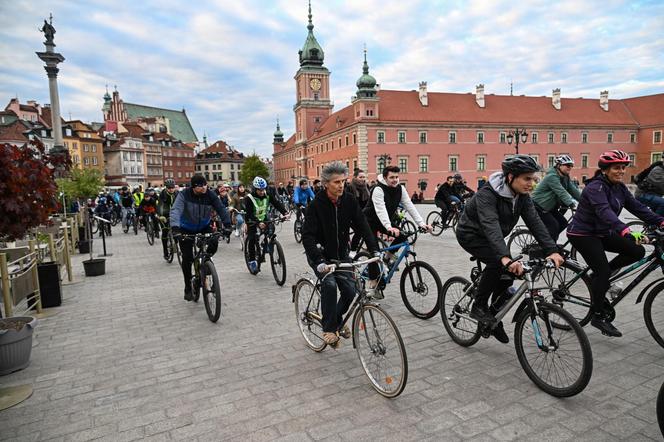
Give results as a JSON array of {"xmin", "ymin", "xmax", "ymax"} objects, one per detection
[
  {"xmin": 600, "ymin": 90, "xmax": 609, "ymax": 112},
  {"xmin": 552, "ymin": 88, "xmax": 561, "ymax": 110},
  {"xmin": 418, "ymin": 81, "xmax": 428, "ymax": 106},
  {"xmin": 475, "ymin": 84, "xmax": 485, "ymax": 108}
]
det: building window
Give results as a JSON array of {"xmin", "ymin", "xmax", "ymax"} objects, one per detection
[
  {"xmin": 353, "ymin": 133, "xmax": 357, "ymax": 144},
  {"xmin": 84, "ymin": 157, "xmax": 89, "ymax": 165},
  {"xmin": 652, "ymin": 152, "xmax": 662, "ymax": 163},
  {"xmin": 548, "ymin": 154, "xmax": 556, "ymax": 168},
  {"xmin": 449, "ymin": 131, "xmax": 456, "ymax": 144},
  {"xmin": 419, "ymin": 131, "xmax": 427, "ymax": 144},
  {"xmin": 345, "ymin": 135, "xmax": 349, "ymax": 146},
  {"xmin": 398, "ymin": 157, "xmax": 408, "ymax": 172},
  {"xmin": 607, "ymin": 132, "xmax": 614, "ymax": 143},
  {"xmin": 353, "ymin": 159, "xmax": 358, "ymax": 170},
  {"xmin": 331, "ymin": 140, "xmax": 335, "ymax": 149},
  {"xmin": 449, "ymin": 156, "xmax": 458, "ymax": 172},
  {"xmin": 548, "ymin": 132, "xmax": 554, "ymax": 144},
  {"xmin": 581, "ymin": 154, "xmax": 589, "ymax": 168},
  {"xmin": 83, "ymin": 144, "xmax": 89, "ymax": 152},
  {"xmin": 654, "ymin": 131, "xmax": 662, "ymax": 144},
  {"xmin": 630, "ymin": 133, "xmax": 637, "ymax": 143},
  {"xmin": 377, "ymin": 157, "xmax": 386, "ymax": 174},
  {"xmin": 477, "ymin": 132, "xmax": 484, "ymax": 144},
  {"xmin": 419, "ymin": 156, "xmax": 429, "ymax": 172},
  {"xmin": 530, "ymin": 154, "xmax": 540, "ymax": 167},
  {"xmin": 123, "ymin": 166, "xmax": 128, "ymax": 174},
  {"xmin": 499, "ymin": 132, "xmax": 506, "ymax": 144},
  {"xmin": 366, "ymin": 109, "xmax": 373, "ymax": 117},
  {"xmin": 92, "ymin": 145, "xmax": 97, "ymax": 152},
  {"xmin": 477, "ymin": 155, "xmax": 486, "ymax": 171},
  {"xmin": 531, "ymin": 132, "xmax": 538, "ymax": 144},
  {"xmin": 581, "ymin": 132, "xmax": 588, "ymax": 144},
  {"xmin": 93, "ymin": 157, "xmax": 98, "ymax": 165},
  {"xmin": 561, "ymin": 132, "xmax": 568, "ymax": 144},
  {"xmin": 398, "ymin": 131, "xmax": 406, "ymax": 143},
  {"xmin": 628, "ymin": 153, "xmax": 636, "ymax": 167}
]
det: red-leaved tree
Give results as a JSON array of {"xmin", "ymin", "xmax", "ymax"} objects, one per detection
[{"xmin": 0, "ymin": 140, "xmax": 71, "ymax": 241}]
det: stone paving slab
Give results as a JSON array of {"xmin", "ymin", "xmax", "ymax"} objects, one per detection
[{"xmin": 0, "ymin": 205, "xmax": 662, "ymax": 441}]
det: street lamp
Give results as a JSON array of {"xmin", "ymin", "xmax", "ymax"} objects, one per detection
[
  {"xmin": 378, "ymin": 153, "xmax": 391, "ymax": 173},
  {"xmin": 506, "ymin": 128, "xmax": 528, "ymax": 155}
]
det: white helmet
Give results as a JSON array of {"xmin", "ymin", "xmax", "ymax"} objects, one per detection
[
  {"xmin": 555, "ymin": 155, "xmax": 574, "ymax": 166},
  {"xmin": 252, "ymin": 176, "xmax": 267, "ymax": 189}
]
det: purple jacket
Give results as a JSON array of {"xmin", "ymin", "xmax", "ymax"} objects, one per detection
[{"xmin": 568, "ymin": 174, "xmax": 663, "ymax": 236}]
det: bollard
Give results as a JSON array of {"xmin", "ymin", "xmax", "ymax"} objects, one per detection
[
  {"xmin": 63, "ymin": 226, "xmax": 73, "ymax": 282},
  {"xmin": 0, "ymin": 253, "xmax": 12, "ymax": 318},
  {"xmin": 28, "ymin": 240, "xmax": 43, "ymax": 314},
  {"xmin": 48, "ymin": 233, "xmax": 57, "ymax": 263}
]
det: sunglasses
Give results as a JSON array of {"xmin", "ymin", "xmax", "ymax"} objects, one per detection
[{"xmin": 193, "ymin": 183, "xmax": 207, "ymax": 188}]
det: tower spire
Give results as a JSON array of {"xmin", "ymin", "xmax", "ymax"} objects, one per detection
[{"xmin": 307, "ymin": 0, "xmax": 313, "ymax": 30}]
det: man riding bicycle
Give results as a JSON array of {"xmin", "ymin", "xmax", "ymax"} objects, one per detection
[
  {"xmin": 302, "ymin": 161, "xmax": 380, "ymax": 346},
  {"xmin": 531, "ymin": 154, "xmax": 581, "ymax": 242},
  {"xmin": 118, "ymin": 186, "xmax": 135, "ymax": 229},
  {"xmin": 293, "ymin": 179, "xmax": 315, "ymax": 219},
  {"xmin": 567, "ymin": 150, "xmax": 664, "ymax": 337},
  {"xmin": 170, "ymin": 174, "xmax": 231, "ymax": 301},
  {"xmin": 434, "ymin": 176, "xmax": 459, "ymax": 223},
  {"xmin": 456, "ymin": 155, "xmax": 564, "ymax": 344},
  {"xmin": 158, "ymin": 179, "xmax": 179, "ymax": 259},
  {"xmin": 138, "ymin": 189, "xmax": 159, "ymax": 236},
  {"xmin": 452, "ymin": 173, "xmax": 475, "ymax": 203},
  {"xmin": 244, "ymin": 176, "xmax": 289, "ymax": 274}
]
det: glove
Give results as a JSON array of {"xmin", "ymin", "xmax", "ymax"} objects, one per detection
[{"xmin": 624, "ymin": 230, "xmax": 645, "ymax": 243}]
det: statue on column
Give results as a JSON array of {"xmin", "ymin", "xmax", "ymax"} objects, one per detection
[{"xmin": 40, "ymin": 15, "xmax": 56, "ymax": 44}]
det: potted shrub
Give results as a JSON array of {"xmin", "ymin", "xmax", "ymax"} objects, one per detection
[{"xmin": 0, "ymin": 317, "xmax": 38, "ymax": 375}]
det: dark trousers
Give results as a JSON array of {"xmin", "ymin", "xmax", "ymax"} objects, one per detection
[
  {"xmin": 246, "ymin": 223, "xmax": 272, "ymax": 262},
  {"xmin": 161, "ymin": 225, "xmax": 170, "ymax": 255},
  {"xmin": 310, "ymin": 260, "xmax": 357, "ymax": 333},
  {"xmin": 568, "ymin": 234, "xmax": 645, "ymax": 314},
  {"xmin": 178, "ymin": 227, "xmax": 218, "ymax": 290},
  {"xmin": 536, "ymin": 206, "xmax": 568, "ymax": 242},
  {"xmin": 458, "ymin": 238, "xmax": 513, "ymax": 311},
  {"xmin": 434, "ymin": 199, "xmax": 449, "ymax": 220}
]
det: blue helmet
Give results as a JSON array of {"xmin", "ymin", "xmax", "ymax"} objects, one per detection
[
  {"xmin": 98, "ymin": 197, "xmax": 107, "ymax": 205},
  {"xmin": 252, "ymin": 176, "xmax": 267, "ymax": 190}
]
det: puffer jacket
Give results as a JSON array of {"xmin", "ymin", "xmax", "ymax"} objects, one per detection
[
  {"xmin": 170, "ymin": 188, "xmax": 230, "ymax": 232},
  {"xmin": 456, "ymin": 171, "xmax": 557, "ymax": 261},
  {"xmin": 531, "ymin": 167, "xmax": 581, "ymax": 212},
  {"xmin": 568, "ymin": 172, "xmax": 663, "ymax": 236}
]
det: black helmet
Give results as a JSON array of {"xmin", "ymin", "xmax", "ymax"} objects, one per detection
[
  {"xmin": 453, "ymin": 173, "xmax": 462, "ymax": 180},
  {"xmin": 164, "ymin": 179, "xmax": 176, "ymax": 189},
  {"xmin": 121, "ymin": 186, "xmax": 128, "ymax": 191},
  {"xmin": 502, "ymin": 155, "xmax": 540, "ymax": 177}
]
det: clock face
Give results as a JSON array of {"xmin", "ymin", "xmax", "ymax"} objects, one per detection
[{"xmin": 310, "ymin": 78, "xmax": 321, "ymax": 91}]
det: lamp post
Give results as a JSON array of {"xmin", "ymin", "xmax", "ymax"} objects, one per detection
[
  {"xmin": 377, "ymin": 153, "xmax": 391, "ymax": 174},
  {"xmin": 506, "ymin": 128, "xmax": 528, "ymax": 155}
]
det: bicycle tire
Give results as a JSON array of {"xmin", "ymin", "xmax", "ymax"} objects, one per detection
[
  {"xmin": 426, "ymin": 211, "xmax": 444, "ymax": 236},
  {"xmin": 293, "ymin": 278, "xmax": 326, "ymax": 352},
  {"xmin": 269, "ymin": 240, "xmax": 287, "ymax": 286},
  {"xmin": 514, "ymin": 302, "xmax": 593, "ymax": 397},
  {"xmin": 657, "ymin": 381, "xmax": 664, "ymax": 437},
  {"xmin": 202, "ymin": 260, "xmax": 222, "ymax": 322},
  {"xmin": 191, "ymin": 269, "xmax": 201, "ymax": 303},
  {"xmin": 401, "ymin": 219, "xmax": 418, "ymax": 245},
  {"xmin": 439, "ymin": 276, "xmax": 481, "ymax": 346},
  {"xmin": 123, "ymin": 218, "xmax": 129, "ymax": 234},
  {"xmin": 146, "ymin": 221, "xmax": 155, "ymax": 245},
  {"xmin": 133, "ymin": 218, "xmax": 138, "ymax": 235},
  {"xmin": 507, "ymin": 228, "xmax": 535, "ymax": 258},
  {"xmin": 174, "ymin": 238, "xmax": 182, "ymax": 267},
  {"xmin": 243, "ymin": 236, "xmax": 261, "ymax": 274},
  {"xmin": 400, "ymin": 261, "xmax": 442, "ymax": 319},
  {"xmin": 294, "ymin": 219, "xmax": 303, "ymax": 244},
  {"xmin": 90, "ymin": 218, "xmax": 99, "ymax": 235},
  {"xmin": 643, "ymin": 281, "xmax": 664, "ymax": 349},
  {"xmin": 539, "ymin": 262, "xmax": 593, "ymax": 327},
  {"xmin": 165, "ymin": 235, "xmax": 174, "ymax": 263},
  {"xmin": 353, "ymin": 304, "xmax": 408, "ymax": 398}
]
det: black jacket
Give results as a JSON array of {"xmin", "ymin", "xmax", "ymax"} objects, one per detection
[
  {"xmin": 456, "ymin": 175, "xmax": 556, "ymax": 261},
  {"xmin": 303, "ymin": 190, "xmax": 379, "ymax": 265},
  {"xmin": 434, "ymin": 183, "xmax": 456, "ymax": 203},
  {"xmin": 158, "ymin": 189, "xmax": 179, "ymax": 217}
]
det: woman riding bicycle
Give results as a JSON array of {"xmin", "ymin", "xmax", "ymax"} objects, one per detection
[
  {"xmin": 567, "ymin": 150, "xmax": 664, "ymax": 337},
  {"xmin": 456, "ymin": 155, "xmax": 564, "ymax": 344}
]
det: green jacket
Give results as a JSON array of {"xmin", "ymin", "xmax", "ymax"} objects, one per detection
[{"xmin": 531, "ymin": 167, "xmax": 581, "ymax": 212}]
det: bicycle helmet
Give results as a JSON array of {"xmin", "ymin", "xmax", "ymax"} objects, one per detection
[
  {"xmin": 121, "ymin": 186, "xmax": 128, "ymax": 191},
  {"xmin": 453, "ymin": 173, "xmax": 462, "ymax": 180},
  {"xmin": 98, "ymin": 197, "xmax": 107, "ymax": 205},
  {"xmin": 598, "ymin": 149, "xmax": 630, "ymax": 168},
  {"xmin": 164, "ymin": 179, "xmax": 175, "ymax": 189},
  {"xmin": 253, "ymin": 176, "xmax": 267, "ymax": 189},
  {"xmin": 555, "ymin": 155, "xmax": 574, "ymax": 166},
  {"xmin": 502, "ymin": 155, "xmax": 540, "ymax": 177}
]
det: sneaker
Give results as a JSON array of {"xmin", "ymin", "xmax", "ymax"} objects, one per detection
[
  {"xmin": 491, "ymin": 321, "xmax": 510, "ymax": 344},
  {"xmin": 367, "ymin": 287, "xmax": 384, "ymax": 300},
  {"xmin": 248, "ymin": 260, "xmax": 258, "ymax": 274},
  {"xmin": 322, "ymin": 332, "xmax": 339, "ymax": 346},
  {"xmin": 184, "ymin": 289, "xmax": 193, "ymax": 302},
  {"xmin": 590, "ymin": 315, "xmax": 622, "ymax": 337},
  {"xmin": 338, "ymin": 325, "xmax": 351, "ymax": 339},
  {"xmin": 470, "ymin": 304, "xmax": 495, "ymax": 325}
]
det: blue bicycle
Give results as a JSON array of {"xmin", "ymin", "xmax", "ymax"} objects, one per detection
[{"xmin": 354, "ymin": 229, "xmax": 443, "ymax": 319}]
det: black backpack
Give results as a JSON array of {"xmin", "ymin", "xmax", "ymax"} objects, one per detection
[{"xmin": 634, "ymin": 161, "xmax": 663, "ymax": 190}]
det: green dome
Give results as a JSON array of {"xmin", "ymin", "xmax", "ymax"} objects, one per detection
[
  {"xmin": 356, "ymin": 50, "xmax": 377, "ymax": 98},
  {"xmin": 273, "ymin": 119, "xmax": 284, "ymax": 143},
  {"xmin": 299, "ymin": 2, "xmax": 324, "ymax": 67}
]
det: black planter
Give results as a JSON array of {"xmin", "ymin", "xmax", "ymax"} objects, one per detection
[
  {"xmin": 78, "ymin": 226, "xmax": 86, "ymax": 240},
  {"xmin": 78, "ymin": 240, "xmax": 90, "ymax": 254},
  {"xmin": 83, "ymin": 258, "xmax": 105, "ymax": 277},
  {"xmin": 36, "ymin": 263, "xmax": 62, "ymax": 308}
]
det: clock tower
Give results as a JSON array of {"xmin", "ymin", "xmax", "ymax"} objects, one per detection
[{"xmin": 294, "ymin": 0, "xmax": 332, "ymax": 145}]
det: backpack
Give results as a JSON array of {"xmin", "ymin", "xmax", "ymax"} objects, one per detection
[{"xmin": 634, "ymin": 161, "xmax": 663, "ymax": 190}]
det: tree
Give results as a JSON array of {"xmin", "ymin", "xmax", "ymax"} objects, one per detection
[
  {"xmin": 239, "ymin": 154, "xmax": 270, "ymax": 186},
  {"xmin": 0, "ymin": 140, "xmax": 71, "ymax": 241},
  {"xmin": 56, "ymin": 168, "xmax": 105, "ymax": 202}
]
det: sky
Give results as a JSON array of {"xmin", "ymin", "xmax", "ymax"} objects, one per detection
[{"xmin": 1, "ymin": 0, "xmax": 663, "ymax": 157}]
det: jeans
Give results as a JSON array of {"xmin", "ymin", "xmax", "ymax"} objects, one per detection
[
  {"xmin": 536, "ymin": 206, "xmax": 568, "ymax": 242},
  {"xmin": 178, "ymin": 226, "xmax": 218, "ymax": 290},
  {"xmin": 309, "ymin": 260, "xmax": 357, "ymax": 333},
  {"xmin": 122, "ymin": 207, "xmax": 134, "ymax": 226},
  {"xmin": 637, "ymin": 193, "xmax": 664, "ymax": 216},
  {"xmin": 235, "ymin": 213, "xmax": 244, "ymax": 231},
  {"xmin": 568, "ymin": 234, "xmax": 645, "ymax": 315}
]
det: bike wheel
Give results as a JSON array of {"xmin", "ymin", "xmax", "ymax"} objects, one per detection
[
  {"xmin": 507, "ymin": 228, "xmax": 535, "ymax": 258},
  {"xmin": 90, "ymin": 218, "xmax": 99, "ymax": 234},
  {"xmin": 644, "ymin": 281, "xmax": 664, "ymax": 349},
  {"xmin": 539, "ymin": 262, "xmax": 593, "ymax": 327},
  {"xmin": 450, "ymin": 211, "xmax": 460, "ymax": 233},
  {"xmin": 191, "ymin": 271, "xmax": 201, "ymax": 303},
  {"xmin": 269, "ymin": 240, "xmax": 287, "ymax": 286},
  {"xmin": 123, "ymin": 218, "xmax": 129, "ymax": 234},
  {"xmin": 202, "ymin": 260, "xmax": 222, "ymax": 322},
  {"xmin": 657, "ymin": 381, "xmax": 664, "ymax": 437},
  {"xmin": 439, "ymin": 276, "xmax": 481, "ymax": 346},
  {"xmin": 293, "ymin": 278, "xmax": 326, "ymax": 352},
  {"xmin": 243, "ymin": 236, "xmax": 261, "ymax": 274},
  {"xmin": 174, "ymin": 238, "xmax": 182, "ymax": 267},
  {"xmin": 514, "ymin": 302, "xmax": 593, "ymax": 397},
  {"xmin": 165, "ymin": 236, "xmax": 174, "ymax": 263},
  {"xmin": 133, "ymin": 218, "xmax": 138, "ymax": 235},
  {"xmin": 293, "ymin": 219, "xmax": 303, "ymax": 244},
  {"xmin": 400, "ymin": 261, "xmax": 442, "ymax": 319},
  {"xmin": 353, "ymin": 304, "xmax": 408, "ymax": 398},
  {"xmin": 146, "ymin": 221, "xmax": 154, "ymax": 245},
  {"xmin": 426, "ymin": 211, "xmax": 444, "ymax": 236},
  {"xmin": 401, "ymin": 220, "xmax": 418, "ymax": 245}
]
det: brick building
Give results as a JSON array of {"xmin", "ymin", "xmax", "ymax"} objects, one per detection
[
  {"xmin": 161, "ymin": 136, "xmax": 196, "ymax": 186},
  {"xmin": 273, "ymin": 6, "xmax": 664, "ymax": 197},
  {"xmin": 194, "ymin": 140, "xmax": 245, "ymax": 186}
]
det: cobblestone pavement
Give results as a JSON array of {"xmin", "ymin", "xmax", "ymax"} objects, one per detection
[{"xmin": 1, "ymin": 204, "xmax": 663, "ymax": 441}]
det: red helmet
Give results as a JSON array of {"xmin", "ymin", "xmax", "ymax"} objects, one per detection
[{"xmin": 598, "ymin": 150, "xmax": 630, "ymax": 168}]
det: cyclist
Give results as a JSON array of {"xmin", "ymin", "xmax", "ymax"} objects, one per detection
[
  {"xmin": 567, "ymin": 150, "xmax": 664, "ymax": 337},
  {"xmin": 456, "ymin": 155, "xmax": 564, "ymax": 344},
  {"xmin": 118, "ymin": 186, "xmax": 135, "ymax": 229},
  {"xmin": 94, "ymin": 196, "xmax": 112, "ymax": 236},
  {"xmin": 452, "ymin": 173, "xmax": 475, "ymax": 203},
  {"xmin": 531, "ymin": 154, "xmax": 581, "ymax": 242},
  {"xmin": 293, "ymin": 179, "xmax": 315, "ymax": 219},
  {"xmin": 302, "ymin": 161, "xmax": 379, "ymax": 346},
  {"xmin": 634, "ymin": 161, "xmax": 664, "ymax": 216},
  {"xmin": 230, "ymin": 183, "xmax": 248, "ymax": 237},
  {"xmin": 138, "ymin": 189, "xmax": 159, "ymax": 236},
  {"xmin": 132, "ymin": 185, "xmax": 144, "ymax": 209},
  {"xmin": 434, "ymin": 176, "xmax": 459, "ymax": 223},
  {"xmin": 244, "ymin": 176, "xmax": 289, "ymax": 274},
  {"xmin": 158, "ymin": 179, "xmax": 179, "ymax": 259},
  {"xmin": 170, "ymin": 174, "xmax": 231, "ymax": 301}
]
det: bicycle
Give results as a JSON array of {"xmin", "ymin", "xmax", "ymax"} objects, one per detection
[
  {"xmin": 145, "ymin": 212, "xmax": 159, "ymax": 245},
  {"xmin": 426, "ymin": 203, "xmax": 461, "ymax": 236},
  {"xmin": 539, "ymin": 227, "xmax": 664, "ymax": 348},
  {"xmin": 175, "ymin": 231, "xmax": 224, "ymax": 323},
  {"xmin": 440, "ymin": 254, "xmax": 593, "ymax": 397},
  {"xmin": 243, "ymin": 216, "xmax": 288, "ymax": 286},
  {"xmin": 158, "ymin": 216, "xmax": 181, "ymax": 266},
  {"xmin": 293, "ymin": 205, "xmax": 306, "ymax": 244},
  {"xmin": 292, "ymin": 256, "xmax": 408, "ymax": 398},
  {"xmin": 122, "ymin": 208, "xmax": 139, "ymax": 235},
  {"xmin": 354, "ymin": 229, "xmax": 443, "ymax": 319},
  {"xmin": 396, "ymin": 207, "xmax": 418, "ymax": 245},
  {"xmin": 658, "ymin": 381, "xmax": 664, "ymax": 437},
  {"xmin": 506, "ymin": 208, "xmax": 577, "ymax": 260}
]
